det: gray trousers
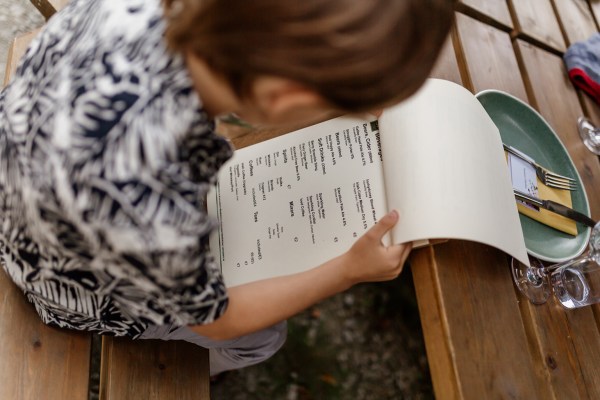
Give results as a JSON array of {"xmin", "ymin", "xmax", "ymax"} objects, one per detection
[{"xmin": 138, "ymin": 321, "xmax": 287, "ymax": 376}]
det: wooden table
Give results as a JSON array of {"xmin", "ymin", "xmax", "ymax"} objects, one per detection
[
  {"xmin": 414, "ymin": 1, "xmax": 600, "ymax": 398},
  {"xmin": 231, "ymin": 1, "xmax": 600, "ymax": 398}
]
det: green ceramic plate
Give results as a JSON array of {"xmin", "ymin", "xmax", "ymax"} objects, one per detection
[{"xmin": 476, "ymin": 90, "xmax": 591, "ymax": 263}]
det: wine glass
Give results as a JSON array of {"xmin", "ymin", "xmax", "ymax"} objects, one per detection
[
  {"xmin": 512, "ymin": 220, "xmax": 600, "ymax": 308},
  {"xmin": 577, "ymin": 116, "xmax": 600, "ymax": 155}
]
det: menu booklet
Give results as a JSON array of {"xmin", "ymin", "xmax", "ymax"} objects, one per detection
[{"xmin": 208, "ymin": 79, "xmax": 530, "ymax": 287}]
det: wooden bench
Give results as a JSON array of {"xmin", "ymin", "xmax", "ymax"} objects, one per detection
[{"xmin": 1, "ymin": 2, "xmax": 211, "ymax": 399}]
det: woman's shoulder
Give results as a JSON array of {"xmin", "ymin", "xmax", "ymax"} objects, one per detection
[
  {"xmin": 8, "ymin": 0, "xmax": 169, "ymax": 89},
  {"xmin": 1, "ymin": 0, "xmax": 230, "ymax": 225},
  {"xmin": 3, "ymin": 0, "xmax": 202, "ymax": 160}
]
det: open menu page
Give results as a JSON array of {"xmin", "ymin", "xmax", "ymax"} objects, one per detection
[
  {"xmin": 208, "ymin": 79, "xmax": 531, "ymax": 288},
  {"xmin": 378, "ymin": 79, "xmax": 529, "ymax": 266},
  {"xmin": 208, "ymin": 117, "xmax": 388, "ymax": 287}
]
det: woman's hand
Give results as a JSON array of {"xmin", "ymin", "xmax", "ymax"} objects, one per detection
[
  {"xmin": 341, "ymin": 210, "xmax": 412, "ymax": 285},
  {"xmin": 190, "ymin": 209, "xmax": 411, "ymax": 340}
]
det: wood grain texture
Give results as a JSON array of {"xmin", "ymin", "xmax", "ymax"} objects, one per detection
[
  {"xmin": 455, "ymin": 12, "xmax": 528, "ymax": 100},
  {"xmin": 589, "ymin": 0, "xmax": 600, "ymax": 29},
  {"xmin": 517, "ymin": 289, "xmax": 600, "ymax": 399},
  {"xmin": 100, "ymin": 337, "xmax": 210, "ymax": 400},
  {"xmin": 410, "ymin": 248, "xmax": 461, "ymax": 400},
  {"xmin": 29, "ymin": 0, "xmax": 69, "ymax": 18},
  {"xmin": 458, "ymin": 0, "xmax": 513, "ymax": 28},
  {"xmin": 579, "ymin": 91, "xmax": 600, "ymax": 125},
  {"xmin": 3, "ymin": 29, "xmax": 41, "ymax": 87},
  {"xmin": 0, "ymin": 273, "xmax": 91, "ymax": 400},
  {"xmin": 517, "ymin": 298, "xmax": 588, "ymax": 399},
  {"xmin": 427, "ymin": 242, "xmax": 543, "ymax": 398},
  {"xmin": 552, "ymin": 0, "xmax": 597, "ymax": 45},
  {"xmin": 562, "ymin": 307, "xmax": 600, "ymax": 398},
  {"xmin": 509, "ymin": 0, "xmax": 566, "ymax": 52}
]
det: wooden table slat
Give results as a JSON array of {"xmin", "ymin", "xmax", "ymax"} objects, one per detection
[
  {"xmin": 29, "ymin": 0, "xmax": 69, "ymax": 19},
  {"xmin": 0, "ymin": 273, "xmax": 92, "ymax": 400},
  {"xmin": 552, "ymin": 0, "xmax": 597, "ymax": 45},
  {"xmin": 431, "ymin": 242, "xmax": 543, "ymax": 398},
  {"xmin": 563, "ymin": 307, "xmax": 600, "ymax": 398},
  {"xmin": 589, "ymin": 0, "xmax": 600, "ymax": 29},
  {"xmin": 509, "ymin": 0, "xmax": 566, "ymax": 52},
  {"xmin": 458, "ymin": 0, "xmax": 513, "ymax": 29},
  {"xmin": 578, "ymin": 91, "xmax": 600, "ymax": 125},
  {"xmin": 100, "ymin": 337, "xmax": 210, "ymax": 400},
  {"xmin": 3, "ymin": 29, "xmax": 41, "ymax": 87},
  {"xmin": 455, "ymin": 12, "xmax": 528, "ymax": 100},
  {"xmin": 411, "ymin": 247, "xmax": 462, "ymax": 400},
  {"xmin": 518, "ymin": 298, "xmax": 589, "ymax": 399}
]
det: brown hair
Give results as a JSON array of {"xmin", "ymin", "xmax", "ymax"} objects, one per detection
[{"xmin": 164, "ymin": 0, "xmax": 454, "ymax": 112}]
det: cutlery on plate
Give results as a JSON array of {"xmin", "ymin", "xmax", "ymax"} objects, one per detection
[{"xmin": 503, "ymin": 144, "xmax": 577, "ymax": 191}]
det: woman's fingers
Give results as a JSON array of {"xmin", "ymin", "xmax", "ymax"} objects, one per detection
[{"xmin": 366, "ymin": 210, "xmax": 399, "ymax": 242}]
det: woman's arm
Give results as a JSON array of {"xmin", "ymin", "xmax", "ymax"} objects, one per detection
[{"xmin": 190, "ymin": 210, "xmax": 412, "ymax": 340}]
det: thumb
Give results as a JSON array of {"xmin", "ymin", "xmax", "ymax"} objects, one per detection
[{"xmin": 367, "ymin": 209, "xmax": 399, "ymax": 240}]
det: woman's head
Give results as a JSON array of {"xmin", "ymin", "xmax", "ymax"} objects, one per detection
[{"xmin": 165, "ymin": 0, "xmax": 454, "ymax": 113}]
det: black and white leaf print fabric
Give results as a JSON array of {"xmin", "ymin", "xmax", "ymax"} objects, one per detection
[{"xmin": 0, "ymin": 0, "xmax": 232, "ymax": 337}]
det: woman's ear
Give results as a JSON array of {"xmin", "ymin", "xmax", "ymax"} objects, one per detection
[{"xmin": 250, "ymin": 77, "xmax": 326, "ymax": 122}]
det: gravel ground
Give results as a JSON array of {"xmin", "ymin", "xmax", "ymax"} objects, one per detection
[
  {"xmin": 211, "ymin": 266, "xmax": 433, "ymax": 400},
  {"xmin": 0, "ymin": 0, "xmax": 44, "ymax": 84}
]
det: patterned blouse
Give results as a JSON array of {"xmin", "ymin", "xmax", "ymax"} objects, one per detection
[{"xmin": 0, "ymin": 0, "xmax": 232, "ymax": 338}]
